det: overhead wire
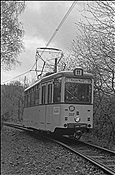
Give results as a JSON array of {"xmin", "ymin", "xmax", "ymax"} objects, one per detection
[
  {"xmin": 31, "ymin": 1, "xmax": 77, "ymax": 70},
  {"xmin": 2, "ymin": 70, "xmax": 31, "ymax": 84},
  {"xmin": 2, "ymin": 1, "xmax": 77, "ymax": 84}
]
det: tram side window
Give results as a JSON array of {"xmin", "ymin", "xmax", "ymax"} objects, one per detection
[
  {"xmin": 47, "ymin": 84, "xmax": 52, "ymax": 104},
  {"xmin": 30, "ymin": 89, "xmax": 32, "ymax": 106},
  {"xmin": 34, "ymin": 88, "xmax": 36, "ymax": 105},
  {"xmin": 53, "ymin": 78, "xmax": 61, "ymax": 103},
  {"xmin": 30, "ymin": 88, "xmax": 35, "ymax": 106},
  {"xmin": 42, "ymin": 85, "xmax": 46, "ymax": 104},
  {"xmin": 28, "ymin": 90, "xmax": 31, "ymax": 106},
  {"xmin": 33, "ymin": 87, "xmax": 36, "ymax": 105},
  {"xmin": 24, "ymin": 92, "xmax": 27, "ymax": 107},
  {"xmin": 35, "ymin": 87, "xmax": 39, "ymax": 105}
]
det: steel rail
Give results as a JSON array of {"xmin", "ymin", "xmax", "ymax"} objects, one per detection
[
  {"xmin": 45, "ymin": 136, "xmax": 115, "ymax": 175},
  {"xmin": 80, "ymin": 140, "xmax": 115, "ymax": 155},
  {"xmin": 2, "ymin": 122, "xmax": 115, "ymax": 175},
  {"xmin": 2, "ymin": 122, "xmax": 33, "ymax": 132},
  {"xmin": 64, "ymin": 135, "xmax": 115, "ymax": 154}
]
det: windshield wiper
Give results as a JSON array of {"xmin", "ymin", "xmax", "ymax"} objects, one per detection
[{"xmin": 66, "ymin": 89, "xmax": 78, "ymax": 101}]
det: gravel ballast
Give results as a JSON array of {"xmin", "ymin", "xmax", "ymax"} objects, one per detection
[{"xmin": 1, "ymin": 126, "xmax": 108, "ymax": 175}]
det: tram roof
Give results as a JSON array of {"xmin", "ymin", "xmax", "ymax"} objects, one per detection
[{"xmin": 24, "ymin": 70, "xmax": 93, "ymax": 92}]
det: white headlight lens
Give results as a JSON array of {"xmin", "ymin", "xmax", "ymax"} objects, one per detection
[{"xmin": 74, "ymin": 116, "xmax": 80, "ymax": 122}]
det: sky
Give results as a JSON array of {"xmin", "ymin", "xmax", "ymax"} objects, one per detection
[{"xmin": 2, "ymin": 1, "xmax": 87, "ymax": 84}]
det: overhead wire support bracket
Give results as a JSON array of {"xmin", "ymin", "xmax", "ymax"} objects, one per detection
[
  {"xmin": 30, "ymin": 1, "xmax": 77, "ymax": 71},
  {"xmin": 2, "ymin": 1, "xmax": 77, "ymax": 85}
]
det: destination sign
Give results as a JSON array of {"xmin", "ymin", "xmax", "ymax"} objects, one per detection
[{"xmin": 66, "ymin": 78, "xmax": 91, "ymax": 84}]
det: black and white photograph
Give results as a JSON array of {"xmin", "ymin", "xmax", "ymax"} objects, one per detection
[{"xmin": 1, "ymin": 1, "xmax": 115, "ymax": 175}]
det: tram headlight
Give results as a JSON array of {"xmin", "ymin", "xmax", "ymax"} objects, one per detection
[{"xmin": 74, "ymin": 116, "xmax": 80, "ymax": 122}]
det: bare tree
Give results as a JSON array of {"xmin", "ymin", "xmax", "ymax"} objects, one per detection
[
  {"xmin": 71, "ymin": 1, "xmax": 115, "ymax": 95},
  {"xmin": 60, "ymin": 1, "xmax": 115, "ymax": 143},
  {"xmin": 1, "ymin": 1, "xmax": 25, "ymax": 70}
]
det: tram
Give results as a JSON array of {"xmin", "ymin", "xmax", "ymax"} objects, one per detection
[{"xmin": 23, "ymin": 68, "xmax": 94, "ymax": 139}]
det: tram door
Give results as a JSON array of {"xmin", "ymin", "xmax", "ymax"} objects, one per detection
[
  {"xmin": 39, "ymin": 84, "xmax": 46, "ymax": 130},
  {"xmin": 46, "ymin": 82, "xmax": 53, "ymax": 131}
]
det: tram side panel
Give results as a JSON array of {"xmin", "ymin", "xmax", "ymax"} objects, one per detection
[
  {"xmin": 23, "ymin": 106, "xmax": 40, "ymax": 128},
  {"xmin": 23, "ymin": 104, "xmax": 93, "ymax": 132},
  {"xmin": 23, "ymin": 105, "xmax": 60, "ymax": 132},
  {"xmin": 45, "ymin": 104, "xmax": 61, "ymax": 132},
  {"xmin": 45, "ymin": 104, "xmax": 53, "ymax": 131},
  {"xmin": 38, "ymin": 105, "xmax": 46, "ymax": 130},
  {"xmin": 23, "ymin": 106, "xmax": 46, "ymax": 130}
]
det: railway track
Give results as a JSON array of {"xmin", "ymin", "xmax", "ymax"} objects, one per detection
[
  {"xmin": 49, "ymin": 135, "xmax": 115, "ymax": 175},
  {"xmin": 2, "ymin": 122, "xmax": 33, "ymax": 132},
  {"xmin": 3, "ymin": 122, "xmax": 115, "ymax": 175}
]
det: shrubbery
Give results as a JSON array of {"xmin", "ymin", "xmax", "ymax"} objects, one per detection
[
  {"xmin": 1, "ymin": 81, "xmax": 24, "ymax": 123},
  {"xmin": 93, "ymin": 93, "xmax": 115, "ymax": 145}
]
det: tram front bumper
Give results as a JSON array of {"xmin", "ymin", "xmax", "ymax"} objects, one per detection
[
  {"xmin": 67, "ymin": 123, "xmax": 87, "ymax": 128},
  {"xmin": 67, "ymin": 123, "xmax": 92, "ymax": 133}
]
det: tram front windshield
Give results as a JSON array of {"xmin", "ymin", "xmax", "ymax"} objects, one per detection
[{"xmin": 65, "ymin": 78, "xmax": 92, "ymax": 104}]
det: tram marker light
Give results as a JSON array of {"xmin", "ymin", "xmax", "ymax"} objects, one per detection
[
  {"xmin": 88, "ymin": 124, "xmax": 91, "ymax": 127},
  {"xmin": 65, "ymin": 117, "xmax": 68, "ymax": 121},
  {"xmin": 64, "ymin": 124, "xmax": 67, "ymax": 127}
]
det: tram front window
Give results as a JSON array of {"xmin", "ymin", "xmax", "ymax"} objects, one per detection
[{"xmin": 65, "ymin": 82, "xmax": 91, "ymax": 103}]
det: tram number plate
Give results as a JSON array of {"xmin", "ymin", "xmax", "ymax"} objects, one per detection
[
  {"xmin": 75, "ymin": 124, "xmax": 87, "ymax": 128},
  {"xmin": 69, "ymin": 113, "xmax": 74, "ymax": 116},
  {"xmin": 80, "ymin": 125, "xmax": 87, "ymax": 127}
]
